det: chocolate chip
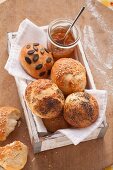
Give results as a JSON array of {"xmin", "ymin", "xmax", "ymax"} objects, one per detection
[
  {"xmin": 33, "ymin": 43, "xmax": 39, "ymax": 46},
  {"xmin": 40, "ymin": 48, "xmax": 45, "ymax": 55},
  {"xmin": 39, "ymin": 71, "xmax": 46, "ymax": 77},
  {"xmin": 33, "ymin": 54, "xmax": 39, "ymax": 62},
  {"xmin": 47, "ymin": 70, "xmax": 51, "ymax": 75},
  {"xmin": 26, "ymin": 44, "xmax": 31, "ymax": 49},
  {"xmin": 35, "ymin": 64, "xmax": 43, "ymax": 70},
  {"xmin": 27, "ymin": 50, "xmax": 35, "ymax": 55},
  {"xmin": 46, "ymin": 57, "xmax": 52, "ymax": 63},
  {"xmin": 25, "ymin": 57, "xmax": 32, "ymax": 64},
  {"xmin": 33, "ymin": 46, "xmax": 38, "ymax": 51},
  {"xmin": 45, "ymin": 48, "xmax": 49, "ymax": 53}
]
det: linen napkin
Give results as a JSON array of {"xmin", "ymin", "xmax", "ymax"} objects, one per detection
[{"xmin": 5, "ymin": 19, "xmax": 47, "ymax": 81}]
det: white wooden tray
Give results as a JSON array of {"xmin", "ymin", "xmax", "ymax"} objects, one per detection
[{"xmin": 7, "ymin": 27, "xmax": 108, "ymax": 153}]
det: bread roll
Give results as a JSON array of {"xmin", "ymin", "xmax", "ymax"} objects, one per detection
[
  {"xmin": 25, "ymin": 79, "xmax": 65, "ymax": 118},
  {"xmin": 20, "ymin": 43, "xmax": 54, "ymax": 79},
  {"xmin": 0, "ymin": 107, "xmax": 21, "ymax": 141},
  {"xmin": 64, "ymin": 92, "xmax": 99, "ymax": 128},
  {"xmin": 42, "ymin": 114, "xmax": 70, "ymax": 132},
  {"xmin": 51, "ymin": 58, "xmax": 86, "ymax": 95},
  {"xmin": 0, "ymin": 141, "xmax": 28, "ymax": 170}
]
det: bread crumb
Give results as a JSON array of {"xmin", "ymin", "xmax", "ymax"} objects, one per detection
[
  {"xmin": 44, "ymin": 155, "xmax": 47, "ymax": 158},
  {"xmin": 17, "ymin": 120, "xmax": 21, "ymax": 127},
  {"xmin": 49, "ymin": 164, "xmax": 53, "ymax": 169},
  {"xmin": 31, "ymin": 157, "xmax": 35, "ymax": 162}
]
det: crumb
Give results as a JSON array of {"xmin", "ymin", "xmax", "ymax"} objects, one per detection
[
  {"xmin": 31, "ymin": 157, "xmax": 35, "ymax": 162},
  {"xmin": 44, "ymin": 155, "xmax": 47, "ymax": 158},
  {"xmin": 48, "ymin": 164, "xmax": 53, "ymax": 169},
  {"xmin": 17, "ymin": 120, "xmax": 21, "ymax": 127},
  {"xmin": 26, "ymin": 138, "xmax": 29, "ymax": 141},
  {"xmin": 29, "ymin": 164, "xmax": 32, "ymax": 169}
]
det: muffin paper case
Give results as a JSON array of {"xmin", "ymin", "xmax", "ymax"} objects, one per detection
[{"xmin": 5, "ymin": 19, "xmax": 107, "ymax": 145}]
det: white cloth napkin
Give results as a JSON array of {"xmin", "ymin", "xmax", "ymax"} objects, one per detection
[
  {"xmin": 5, "ymin": 19, "xmax": 107, "ymax": 145},
  {"xmin": 5, "ymin": 19, "xmax": 47, "ymax": 81}
]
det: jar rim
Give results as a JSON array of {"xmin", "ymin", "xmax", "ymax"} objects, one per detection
[{"xmin": 47, "ymin": 18, "xmax": 80, "ymax": 49}]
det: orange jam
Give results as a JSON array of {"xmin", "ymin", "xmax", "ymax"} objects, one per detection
[
  {"xmin": 48, "ymin": 27, "xmax": 77, "ymax": 60},
  {"xmin": 51, "ymin": 27, "xmax": 75, "ymax": 46}
]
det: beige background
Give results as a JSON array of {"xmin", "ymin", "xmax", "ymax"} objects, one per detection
[{"xmin": 0, "ymin": 0, "xmax": 113, "ymax": 170}]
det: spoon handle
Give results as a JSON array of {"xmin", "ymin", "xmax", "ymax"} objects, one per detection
[
  {"xmin": 64, "ymin": 6, "xmax": 85, "ymax": 38},
  {"xmin": 70, "ymin": 6, "xmax": 85, "ymax": 29}
]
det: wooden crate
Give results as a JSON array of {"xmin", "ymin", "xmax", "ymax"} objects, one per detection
[{"xmin": 7, "ymin": 26, "xmax": 108, "ymax": 153}]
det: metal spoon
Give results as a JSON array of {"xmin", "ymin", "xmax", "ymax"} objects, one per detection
[{"xmin": 59, "ymin": 6, "xmax": 85, "ymax": 44}]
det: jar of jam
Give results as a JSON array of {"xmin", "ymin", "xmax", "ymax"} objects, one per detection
[{"xmin": 47, "ymin": 19, "xmax": 80, "ymax": 60}]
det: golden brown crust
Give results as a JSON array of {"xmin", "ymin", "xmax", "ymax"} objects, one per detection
[
  {"xmin": 51, "ymin": 58, "xmax": 86, "ymax": 95},
  {"xmin": 25, "ymin": 79, "xmax": 65, "ymax": 118},
  {"xmin": 0, "ymin": 141, "xmax": 28, "ymax": 170},
  {"xmin": 0, "ymin": 107, "xmax": 21, "ymax": 141},
  {"xmin": 42, "ymin": 114, "xmax": 70, "ymax": 132},
  {"xmin": 64, "ymin": 92, "xmax": 99, "ymax": 128},
  {"xmin": 20, "ymin": 43, "xmax": 54, "ymax": 79}
]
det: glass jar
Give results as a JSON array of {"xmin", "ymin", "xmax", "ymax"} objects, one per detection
[{"xmin": 47, "ymin": 18, "xmax": 80, "ymax": 60}]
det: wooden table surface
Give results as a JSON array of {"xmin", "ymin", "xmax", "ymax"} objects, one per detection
[{"xmin": 0, "ymin": 0, "xmax": 113, "ymax": 170}]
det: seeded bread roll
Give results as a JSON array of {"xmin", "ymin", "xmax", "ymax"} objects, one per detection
[
  {"xmin": 25, "ymin": 79, "xmax": 65, "ymax": 118},
  {"xmin": 20, "ymin": 43, "xmax": 54, "ymax": 79},
  {"xmin": 51, "ymin": 58, "xmax": 86, "ymax": 95},
  {"xmin": 64, "ymin": 92, "xmax": 99, "ymax": 128},
  {"xmin": 0, "ymin": 141, "xmax": 28, "ymax": 170},
  {"xmin": 0, "ymin": 107, "xmax": 21, "ymax": 141},
  {"xmin": 42, "ymin": 114, "xmax": 70, "ymax": 132}
]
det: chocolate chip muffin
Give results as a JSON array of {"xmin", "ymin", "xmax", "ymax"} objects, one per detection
[
  {"xmin": 64, "ymin": 92, "xmax": 99, "ymax": 128},
  {"xmin": 20, "ymin": 43, "xmax": 54, "ymax": 79},
  {"xmin": 25, "ymin": 79, "xmax": 65, "ymax": 118}
]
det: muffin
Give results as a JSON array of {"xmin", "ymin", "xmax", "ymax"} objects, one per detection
[
  {"xmin": 51, "ymin": 58, "xmax": 86, "ymax": 95},
  {"xmin": 20, "ymin": 43, "xmax": 54, "ymax": 79},
  {"xmin": 25, "ymin": 79, "xmax": 65, "ymax": 118},
  {"xmin": 64, "ymin": 92, "xmax": 99, "ymax": 128}
]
